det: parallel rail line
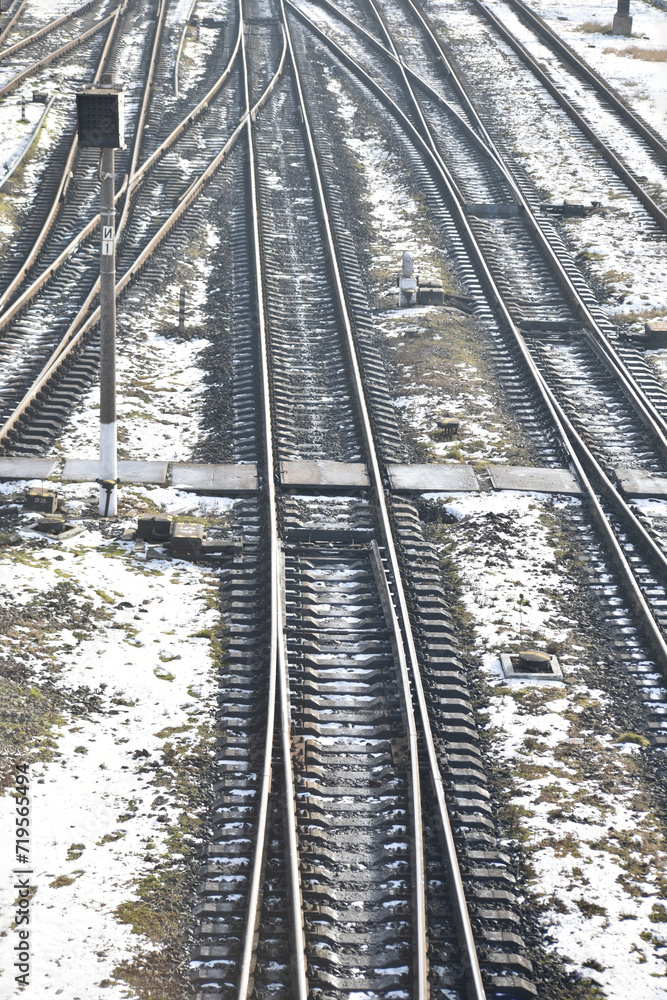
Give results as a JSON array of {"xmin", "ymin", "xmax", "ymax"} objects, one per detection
[
  {"xmin": 0, "ymin": 0, "xmax": 98, "ymax": 63},
  {"xmin": 286, "ymin": 0, "xmax": 667, "ymax": 674},
  {"xmin": 0, "ymin": 5, "xmax": 118, "ymax": 101},
  {"xmin": 466, "ymin": 0, "xmax": 667, "ymax": 230}
]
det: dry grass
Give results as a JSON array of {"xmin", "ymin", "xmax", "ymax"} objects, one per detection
[
  {"xmin": 605, "ymin": 45, "xmax": 667, "ymax": 61},
  {"xmin": 580, "ymin": 20, "xmax": 612, "ymax": 34}
]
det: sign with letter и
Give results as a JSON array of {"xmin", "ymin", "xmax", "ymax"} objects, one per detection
[{"xmin": 101, "ymin": 226, "xmax": 114, "ymax": 256}]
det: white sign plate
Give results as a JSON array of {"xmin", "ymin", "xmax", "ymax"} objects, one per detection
[{"xmin": 101, "ymin": 225, "xmax": 114, "ymax": 256}]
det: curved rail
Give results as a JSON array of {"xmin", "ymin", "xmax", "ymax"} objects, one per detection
[
  {"xmin": 0, "ymin": 0, "xmax": 97, "ymax": 63},
  {"xmin": 287, "ymin": 0, "xmax": 667, "ymax": 668},
  {"xmin": 234, "ymin": 6, "xmax": 304, "ymax": 997},
  {"xmin": 115, "ymin": 0, "xmax": 169, "ymax": 237},
  {"xmin": 466, "ymin": 0, "xmax": 667, "ymax": 231},
  {"xmin": 283, "ymin": 2, "xmax": 488, "ymax": 994},
  {"xmin": 0, "ymin": 0, "xmax": 26, "ymax": 49},
  {"xmin": 0, "ymin": 7, "xmax": 118, "ymax": 100},
  {"xmin": 173, "ymin": 0, "xmax": 198, "ymax": 96},
  {"xmin": 501, "ymin": 0, "xmax": 667, "ymax": 166},
  {"xmin": 0, "ymin": 5, "xmax": 122, "ymax": 316}
]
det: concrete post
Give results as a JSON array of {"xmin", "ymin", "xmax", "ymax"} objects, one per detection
[
  {"xmin": 99, "ymin": 146, "xmax": 117, "ymax": 516},
  {"xmin": 20, "ymin": 95, "xmax": 26, "ymax": 121},
  {"xmin": 613, "ymin": 0, "xmax": 632, "ymax": 35},
  {"xmin": 398, "ymin": 251, "xmax": 417, "ymax": 307}
]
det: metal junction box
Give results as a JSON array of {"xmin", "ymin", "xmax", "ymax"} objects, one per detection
[
  {"xmin": 25, "ymin": 487, "xmax": 58, "ymax": 514},
  {"xmin": 417, "ymin": 279, "xmax": 445, "ymax": 306},
  {"xmin": 136, "ymin": 515, "xmax": 172, "ymax": 543},
  {"xmin": 76, "ymin": 85, "xmax": 125, "ymax": 148},
  {"xmin": 170, "ymin": 523, "xmax": 204, "ymax": 559}
]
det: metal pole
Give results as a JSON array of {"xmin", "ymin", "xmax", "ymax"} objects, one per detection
[
  {"xmin": 99, "ymin": 146, "xmax": 117, "ymax": 515},
  {"xmin": 178, "ymin": 286, "xmax": 185, "ymax": 332}
]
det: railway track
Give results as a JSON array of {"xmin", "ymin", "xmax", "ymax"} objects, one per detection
[
  {"xmin": 2, "ymin": 0, "xmax": 667, "ymax": 995},
  {"xmin": 285, "ymin": 0, "xmax": 667, "ymax": 671},
  {"xmin": 190, "ymin": 0, "xmax": 536, "ymax": 995}
]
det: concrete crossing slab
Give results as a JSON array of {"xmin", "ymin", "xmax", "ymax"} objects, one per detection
[
  {"xmin": 0, "ymin": 457, "xmax": 58, "ymax": 480},
  {"xmin": 615, "ymin": 468, "xmax": 667, "ymax": 498},
  {"xmin": 388, "ymin": 464, "xmax": 479, "ymax": 492},
  {"xmin": 487, "ymin": 465, "xmax": 581, "ymax": 494},
  {"xmin": 62, "ymin": 459, "xmax": 168, "ymax": 484},
  {"xmin": 280, "ymin": 460, "xmax": 370, "ymax": 488},
  {"xmin": 169, "ymin": 463, "xmax": 258, "ymax": 493}
]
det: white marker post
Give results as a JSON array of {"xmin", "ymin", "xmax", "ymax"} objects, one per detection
[
  {"xmin": 76, "ymin": 78, "xmax": 125, "ymax": 516},
  {"xmin": 99, "ymin": 148, "xmax": 117, "ymax": 515}
]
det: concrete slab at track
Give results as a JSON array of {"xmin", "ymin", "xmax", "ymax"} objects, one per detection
[
  {"xmin": 388, "ymin": 463, "xmax": 479, "ymax": 492},
  {"xmin": 0, "ymin": 457, "xmax": 58, "ymax": 480},
  {"xmin": 169, "ymin": 463, "xmax": 258, "ymax": 493},
  {"xmin": 62, "ymin": 459, "xmax": 169, "ymax": 484},
  {"xmin": 615, "ymin": 468, "xmax": 667, "ymax": 499},
  {"xmin": 486, "ymin": 465, "xmax": 582, "ymax": 494},
  {"xmin": 280, "ymin": 459, "xmax": 370, "ymax": 489}
]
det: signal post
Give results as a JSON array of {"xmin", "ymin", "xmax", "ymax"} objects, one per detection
[{"xmin": 76, "ymin": 76, "xmax": 125, "ymax": 515}]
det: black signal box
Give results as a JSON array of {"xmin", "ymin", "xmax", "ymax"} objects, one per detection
[{"xmin": 76, "ymin": 86, "xmax": 125, "ymax": 148}]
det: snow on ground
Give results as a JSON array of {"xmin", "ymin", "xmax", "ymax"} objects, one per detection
[
  {"xmin": 325, "ymin": 72, "xmax": 529, "ymax": 465},
  {"xmin": 0, "ymin": 480, "xmax": 232, "ymax": 998},
  {"xmin": 527, "ymin": 0, "xmax": 667, "ymax": 137},
  {"xmin": 55, "ymin": 222, "xmax": 218, "ymax": 461},
  {"xmin": 175, "ymin": 0, "xmax": 230, "ymax": 98},
  {"xmin": 427, "ymin": 0, "xmax": 667, "ymax": 334},
  {"xmin": 429, "ymin": 490, "xmax": 667, "ymax": 997}
]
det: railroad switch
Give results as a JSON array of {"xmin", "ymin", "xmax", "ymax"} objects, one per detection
[
  {"xmin": 500, "ymin": 650, "xmax": 563, "ymax": 682},
  {"xmin": 25, "ymin": 487, "xmax": 59, "ymax": 514}
]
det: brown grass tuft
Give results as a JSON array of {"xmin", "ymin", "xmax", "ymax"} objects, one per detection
[
  {"xmin": 580, "ymin": 21, "xmax": 612, "ymax": 34},
  {"xmin": 615, "ymin": 46, "xmax": 667, "ymax": 61}
]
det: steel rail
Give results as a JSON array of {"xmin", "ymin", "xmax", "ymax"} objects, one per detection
[
  {"xmin": 0, "ymin": 0, "xmax": 26, "ymax": 49},
  {"xmin": 0, "ymin": 15, "xmax": 242, "ymax": 327},
  {"xmin": 0, "ymin": 8, "xmax": 119, "ymax": 100},
  {"xmin": 0, "ymin": 0, "xmax": 97, "ymax": 63},
  {"xmin": 502, "ymin": 0, "xmax": 667, "ymax": 167},
  {"xmin": 115, "ymin": 0, "xmax": 169, "ymax": 238},
  {"xmin": 0, "ymin": 5, "xmax": 122, "ymax": 317},
  {"xmin": 282, "ymin": 3, "xmax": 487, "ymax": 996},
  {"xmin": 369, "ymin": 541, "xmax": 430, "ymax": 999},
  {"xmin": 385, "ymin": 0, "xmax": 667, "ymax": 458},
  {"xmin": 288, "ymin": 0, "xmax": 667, "ymax": 681},
  {"xmin": 0, "ymin": 92, "xmax": 55, "ymax": 188},
  {"xmin": 235, "ymin": 7, "xmax": 308, "ymax": 997},
  {"xmin": 302, "ymin": 0, "xmax": 667, "ymax": 465},
  {"xmin": 467, "ymin": 0, "xmax": 667, "ymax": 231},
  {"xmin": 174, "ymin": 0, "xmax": 198, "ymax": 96},
  {"xmin": 0, "ymin": 42, "xmax": 287, "ymax": 449}
]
